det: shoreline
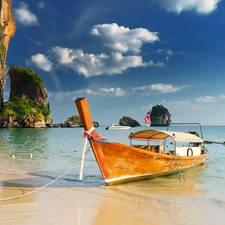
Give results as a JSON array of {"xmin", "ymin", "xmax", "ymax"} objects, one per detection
[
  {"xmin": 1, "ymin": 161, "xmax": 225, "ymax": 225},
  {"xmin": 0, "ymin": 170, "xmax": 158, "ymax": 225}
]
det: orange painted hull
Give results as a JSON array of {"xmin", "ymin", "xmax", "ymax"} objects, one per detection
[
  {"xmin": 89, "ymin": 139, "xmax": 209, "ymax": 185},
  {"xmin": 75, "ymin": 97, "xmax": 209, "ymax": 186}
]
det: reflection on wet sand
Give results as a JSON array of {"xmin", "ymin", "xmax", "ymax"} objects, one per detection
[
  {"xmin": 122, "ymin": 165, "xmax": 208, "ymax": 196},
  {"xmin": 1, "ymin": 162, "xmax": 225, "ymax": 225},
  {"xmin": 39, "ymin": 165, "xmax": 209, "ymax": 225},
  {"xmin": 91, "ymin": 166, "xmax": 208, "ymax": 225}
]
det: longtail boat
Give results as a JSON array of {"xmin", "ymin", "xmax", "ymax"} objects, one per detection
[{"xmin": 75, "ymin": 97, "xmax": 209, "ymax": 186}]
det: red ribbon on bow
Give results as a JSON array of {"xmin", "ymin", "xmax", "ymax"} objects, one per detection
[{"xmin": 83, "ymin": 127, "xmax": 106, "ymax": 140}]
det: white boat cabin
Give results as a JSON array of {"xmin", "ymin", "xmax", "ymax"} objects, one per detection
[{"xmin": 128, "ymin": 129, "xmax": 205, "ymax": 157}]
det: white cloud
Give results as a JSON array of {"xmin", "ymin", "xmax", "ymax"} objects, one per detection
[
  {"xmin": 156, "ymin": 48, "xmax": 184, "ymax": 63},
  {"xmin": 156, "ymin": 48, "xmax": 174, "ymax": 56},
  {"xmin": 48, "ymin": 87, "xmax": 127, "ymax": 100},
  {"xmin": 156, "ymin": 48, "xmax": 185, "ymax": 57},
  {"xmin": 196, "ymin": 95, "xmax": 216, "ymax": 103},
  {"xmin": 114, "ymin": 88, "xmax": 126, "ymax": 97},
  {"xmin": 25, "ymin": 52, "xmax": 61, "ymax": 91},
  {"xmin": 131, "ymin": 84, "xmax": 185, "ymax": 95},
  {"xmin": 218, "ymin": 95, "xmax": 225, "ymax": 100},
  {"xmin": 167, "ymin": 49, "xmax": 174, "ymax": 56},
  {"xmin": 155, "ymin": 61, "xmax": 165, "ymax": 67},
  {"xmin": 26, "ymin": 53, "xmax": 53, "ymax": 71},
  {"xmin": 157, "ymin": 0, "xmax": 221, "ymax": 14},
  {"xmin": 162, "ymin": 100, "xmax": 191, "ymax": 105},
  {"xmin": 48, "ymin": 82, "xmax": 188, "ymax": 101},
  {"xmin": 132, "ymin": 86, "xmax": 148, "ymax": 91},
  {"xmin": 47, "ymin": 46, "xmax": 161, "ymax": 77},
  {"xmin": 50, "ymin": 47, "xmax": 77, "ymax": 64},
  {"xmin": 90, "ymin": 23, "xmax": 159, "ymax": 54},
  {"xmin": 150, "ymin": 83, "xmax": 186, "ymax": 93},
  {"xmin": 196, "ymin": 95, "xmax": 225, "ymax": 103},
  {"xmin": 86, "ymin": 89, "xmax": 99, "ymax": 96},
  {"xmin": 14, "ymin": 2, "xmax": 39, "ymax": 26},
  {"xmin": 28, "ymin": 23, "xmax": 164, "ymax": 77},
  {"xmin": 94, "ymin": 87, "xmax": 126, "ymax": 97}
]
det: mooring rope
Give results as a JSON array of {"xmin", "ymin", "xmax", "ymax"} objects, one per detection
[{"xmin": 0, "ymin": 148, "xmax": 91, "ymax": 202}]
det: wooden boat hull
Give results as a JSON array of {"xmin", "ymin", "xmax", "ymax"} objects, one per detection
[
  {"xmin": 75, "ymin": 97, "xmax": 209, "ymax": 186},
  {"xmin": 89, "ymin": 139, "xmax": 209, "ymax": 186}
]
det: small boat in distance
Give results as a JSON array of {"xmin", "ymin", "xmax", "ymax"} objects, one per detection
[
  {"xmin": 105, "ymin": 124, "xmax": 131, "ymax": 130},
  {"xmin": 75, "ymin": 97, "xmax": 209, "ymax": 186}
]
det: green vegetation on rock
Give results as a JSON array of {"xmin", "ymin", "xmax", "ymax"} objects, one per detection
[
  {"xmin": 66, "ymin": 115, "xmax": 81, "ymax": 123},
  {"xmin": 2, "ymin": 65, "xmax": 50, "ymax": 123},
  {"xmin": 65, "ymin": 114, "xmax": 99, "ymax": 127},
  {"xmin": 3, "ymin": 95, "xmax": 50, "ymax": 121}
]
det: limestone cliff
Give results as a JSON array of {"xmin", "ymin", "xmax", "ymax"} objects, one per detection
[
  {"xmin": 9, "ymin": 67, "xmax": 47, "ymax": 106},
  {"xmin": 1, "ymin": 66, "xmax": 52, "ymax": 128},
  {"xmin": 151, "ymin": 104, "xmax": 171, "ymax": 126},
  {"xmin": 0, "ymin": 0, "xmax": 16, "ymax": 108}
]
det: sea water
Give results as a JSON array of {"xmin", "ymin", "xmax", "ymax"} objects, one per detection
[{"xmin": 1, "ymin": 126, "xmax": 225, "ymax": 224}]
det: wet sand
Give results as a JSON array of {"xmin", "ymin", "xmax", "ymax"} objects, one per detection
[
  {"xmin": 1, "ymin": 167, "xmax": 225, "ymax": 225},
  {"xmin": 0, "ymin": 170, "xmax": 158, "ymax": 225},
  {"xmin": 1, "ymin": 188, "xmax": 159, "ymax": 225}
]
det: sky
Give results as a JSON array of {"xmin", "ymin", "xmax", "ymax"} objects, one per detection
[{"xmin": 3, "ymin": 0, "xmax": 225, "ymax": 125}]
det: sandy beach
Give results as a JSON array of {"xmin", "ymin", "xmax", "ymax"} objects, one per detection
[
  {"xmin": 2, "ymin": 166, "xmax": 225, "ymax": 225},
  {"xmin": 2, "ymin": 163, "xmax": 225, "ymax": 225},
  {"xmin": 0, "ymin": 169, "xmax": 159, "ymax": 225}
]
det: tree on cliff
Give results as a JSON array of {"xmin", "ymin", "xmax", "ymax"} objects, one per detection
[{"xmin": 1, "ymin": 65, "xmax": 51, "ymax": 127}]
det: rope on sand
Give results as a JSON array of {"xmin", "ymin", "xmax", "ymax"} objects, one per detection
[{"xmin": 0, "ymin": 148, "xmax": 91, "ymax": 202}]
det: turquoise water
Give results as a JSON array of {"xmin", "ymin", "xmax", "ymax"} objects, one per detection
[
  {"xmin": 0, "ymin": 127, "xmax": 105, "ymax": 187},
  {"xmin": 1, "ymin": 126, "xmax": 225, "ymax": 224}
]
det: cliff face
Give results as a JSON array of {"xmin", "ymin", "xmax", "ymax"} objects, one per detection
[
  {"xmin": 0, "ymin": 66, "xmax": 52, "ymax": 128},
  {"xmin": 0, "ymin": 0, "xmax": 16, "ymax": 108},
  {"xmin": 151, "ymin": 105, "xmax": 171, "ymax": 126},
  {"xmin": 9, "ymin": 67, "xmax": 47, "ymax": 106}
]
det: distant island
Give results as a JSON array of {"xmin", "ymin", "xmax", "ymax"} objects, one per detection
[
  {"xmin": 52, "ymin": 104, "xmax": 172, "ymax": 128},
  {"xmin": 150, "ymin": 104, "xmax": 171, "ymax": 126},
  {"xmin": 52, "ymin": 115, "xmax": 100, "ymax": 128}
]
